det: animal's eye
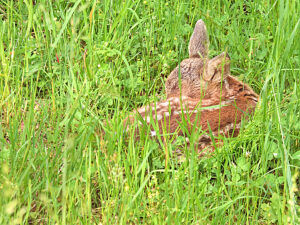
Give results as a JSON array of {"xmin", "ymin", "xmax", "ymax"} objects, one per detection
[{"xmin": 210, "ymin": 70, "xmax": 217, "ymax": 81}]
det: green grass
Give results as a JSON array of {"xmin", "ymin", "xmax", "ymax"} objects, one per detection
[{"xmin": 0, "ymin": 0, "xmax": 299, "ymax": 224}]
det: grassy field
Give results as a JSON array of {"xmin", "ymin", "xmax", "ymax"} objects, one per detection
[{"xmin": 0, "ymin": 0, "xmax": 299, "ymax": 224}]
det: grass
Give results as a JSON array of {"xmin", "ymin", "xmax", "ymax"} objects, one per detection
[{"xmin": 0, "ymin": 0, "xmax": 299, "ymax": 224}]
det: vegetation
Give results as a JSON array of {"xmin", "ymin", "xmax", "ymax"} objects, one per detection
[{"xmin": 0, "ymin": 0, "xmax": 299, "ymax": 224}]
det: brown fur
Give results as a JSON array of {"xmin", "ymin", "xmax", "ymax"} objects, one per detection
[
  {"xmin": 123, "ymin": 20, "xmax": 259, "ymax": 156},
  {"xmin": 189, "ymin": 19, "xmax": 209, "ymax": 58},
  {"xmin": 127, "ymin": 75, "xmax": 258, "ymax": 154}
]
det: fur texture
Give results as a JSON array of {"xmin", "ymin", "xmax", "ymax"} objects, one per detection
[{"xmin": 124, "ymin": 20, "xmax": 258, "ymax": 155}]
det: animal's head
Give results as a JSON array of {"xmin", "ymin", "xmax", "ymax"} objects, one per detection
[{"xmin": 165, "ymin": 20, "xmax": 231, "ymax": 99}]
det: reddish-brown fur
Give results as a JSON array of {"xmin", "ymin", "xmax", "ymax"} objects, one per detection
[
  {"xmin": 125, "ymin": 75, "xmax": 258, "ymax": 155},
  {"xmin": 122, "ymin": 20, "xmax": 259, "ymax": 156}
]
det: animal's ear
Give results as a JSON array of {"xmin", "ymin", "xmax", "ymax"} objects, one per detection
[
  {"xmin": 189, "ymin": 20, "xmax": 209, "ymax": 58},
  {"xmin": 203, "ymin": 52, "xmax": 230, "ymax": 82}
]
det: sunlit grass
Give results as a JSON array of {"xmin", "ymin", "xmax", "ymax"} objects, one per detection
[{"xmin": 0, "ymin": 0, "xmax": 299, "ymax": 224}]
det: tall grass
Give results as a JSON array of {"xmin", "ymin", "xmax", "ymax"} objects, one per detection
[{"xmin": 0, "ymin": 0, "xmax": 299, "ymax": 224}]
